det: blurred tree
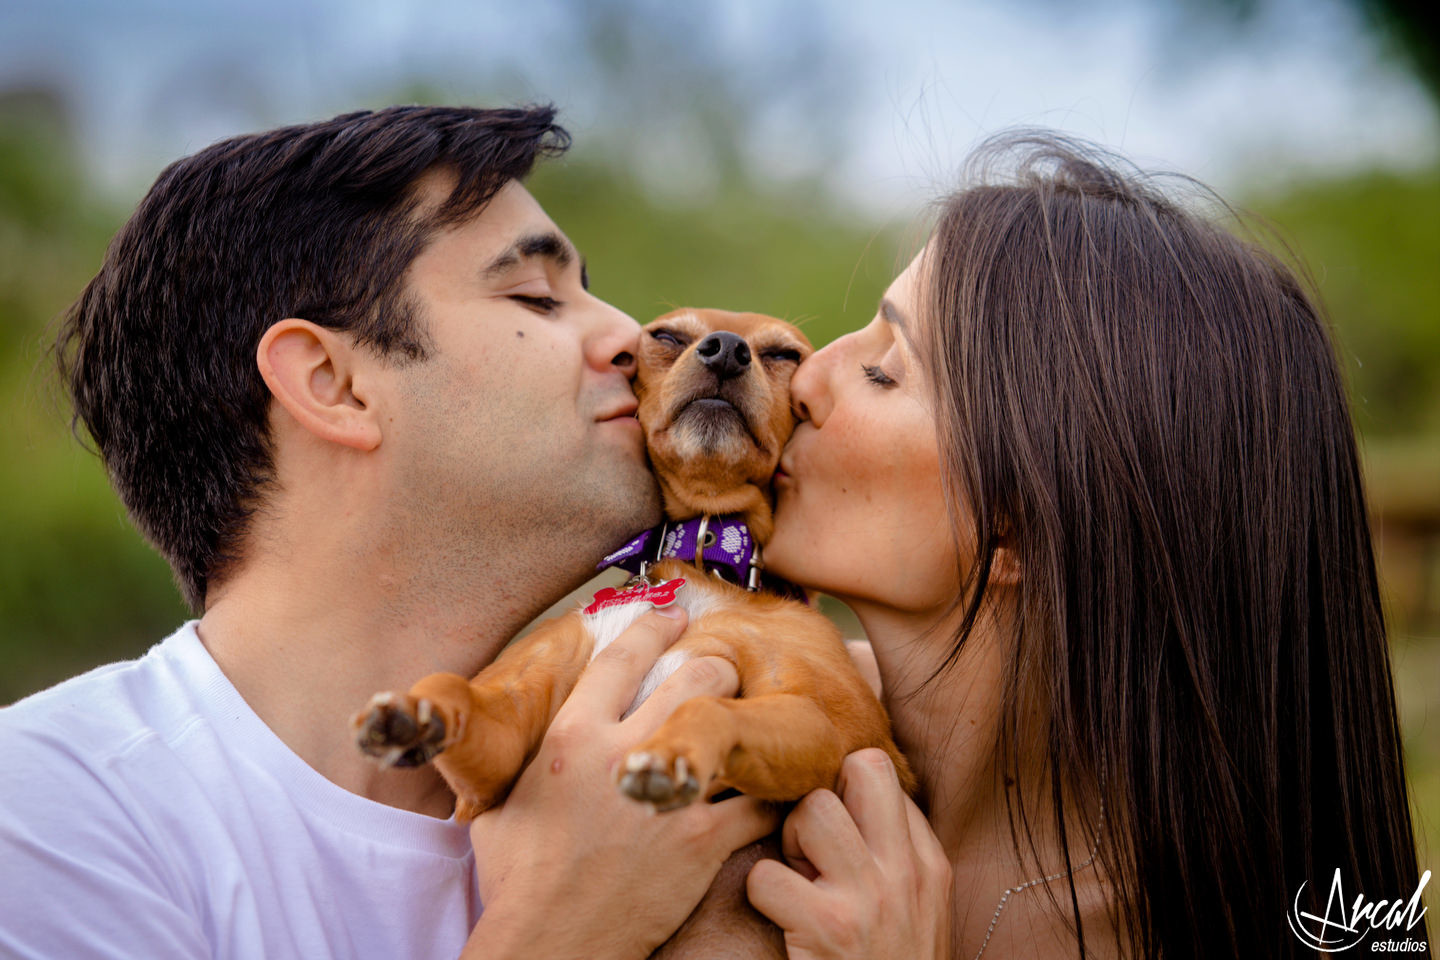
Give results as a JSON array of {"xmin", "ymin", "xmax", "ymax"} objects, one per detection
[
  {"xmin": 1360, "ymin": 0, "xmax": 1439, "ymax": 106},
  {"xmin": 1252, "ymin": 165, "xmax": 1440, "ymax": 438},
  {"xmin": 0, "ymin": 88, "xmax": 191, "ymax": 702},
  {"xmin": 1180, "ymin": 0, "xmax": 1438, "ymax": 109}
]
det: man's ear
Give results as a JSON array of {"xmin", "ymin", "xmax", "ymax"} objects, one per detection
[{"xmin": 257, "ymin": 319, "xmax": 382, "ymax": 451}]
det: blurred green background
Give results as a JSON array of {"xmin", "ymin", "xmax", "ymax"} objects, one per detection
[{"xmin": 2, "ymin": 0, "xmax": 1436, "ymax": 892}]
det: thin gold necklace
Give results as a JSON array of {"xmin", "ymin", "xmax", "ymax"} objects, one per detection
[{"xmin": 970, "ymin": 798, "xmax": 1106, "ymax": 960}]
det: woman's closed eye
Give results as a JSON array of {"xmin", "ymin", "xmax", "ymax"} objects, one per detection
[{"xmin": 861, "ymin": 363, "xmax": 897, "ymax": 387}]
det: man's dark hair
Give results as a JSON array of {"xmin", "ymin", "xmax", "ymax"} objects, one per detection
[{"xmin": 55, "ymin": 105, "xmax": 570, "ymax": 611}]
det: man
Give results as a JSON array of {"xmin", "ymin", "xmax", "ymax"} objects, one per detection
[{"xmin": 0, "ymin": 105, "xmax": 776, "ymax": 958}]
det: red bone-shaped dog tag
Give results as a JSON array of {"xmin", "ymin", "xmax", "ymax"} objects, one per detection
[{"xmin": 584, "ymin": 577, "xmax": 687, "ymax": 615}]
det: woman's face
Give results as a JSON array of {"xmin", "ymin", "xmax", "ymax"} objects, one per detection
[{"xmin": 767, "ymin": 250, "xmax": 960, "ymax": 614}]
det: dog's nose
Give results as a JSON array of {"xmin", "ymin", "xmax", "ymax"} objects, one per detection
[{"xmin": 696, "ymin": 331, "xmax": 751, "ymax": 380}]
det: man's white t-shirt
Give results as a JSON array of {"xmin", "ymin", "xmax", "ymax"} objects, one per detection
[{"xmin": 0, "ymin": 622, "xmax": 481, "ymax": 959}]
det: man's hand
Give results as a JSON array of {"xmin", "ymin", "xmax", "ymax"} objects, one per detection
[{"xmin": 463, "ymin": 607, "xmax": 778, "ymax": 960}]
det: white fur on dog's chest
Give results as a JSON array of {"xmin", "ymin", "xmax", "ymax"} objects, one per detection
[{"xmin": 581, "ymin": 582, "xmax": 719, "ymax": 717}]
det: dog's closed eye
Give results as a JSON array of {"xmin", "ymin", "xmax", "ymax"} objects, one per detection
[{"xmin": 650, "ymin": 329, "xmax": 689, "ymax": 348}]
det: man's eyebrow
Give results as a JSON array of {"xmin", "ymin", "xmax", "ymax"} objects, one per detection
[{"xmin": 481, "ymin": 231, "xmax": 578, "ymax": 280}]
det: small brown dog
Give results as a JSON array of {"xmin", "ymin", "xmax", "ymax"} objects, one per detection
[{"xmin": 353, "ymin": 308, "xmax": 914, "ymax": 818}]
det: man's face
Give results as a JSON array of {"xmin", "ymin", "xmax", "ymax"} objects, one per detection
[{"xmin": 376, "ymin": 177, "xmax": 660, "ymax": 585}]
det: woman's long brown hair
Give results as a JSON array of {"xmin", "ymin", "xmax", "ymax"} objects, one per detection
[{"xmin": 919, "ymin": 132, "xmax": 1428, "ymax": 958}]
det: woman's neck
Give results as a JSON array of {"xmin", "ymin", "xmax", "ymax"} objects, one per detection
[
  {"xmin": 847, "ymin": 597, "xmax": 1116, "ymax": 957},
  {"xmin": 847, "ymin": 599, "xmax": 1009, "ymax": 853}
]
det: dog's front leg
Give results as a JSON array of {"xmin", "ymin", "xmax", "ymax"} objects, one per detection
[
  {"xmin": 354, "ymin": 613, "xmax": 592, "ymax": 819},
  {"xmin": 620, "ymin": 692, "xmax": 851, "ymax": 809}
]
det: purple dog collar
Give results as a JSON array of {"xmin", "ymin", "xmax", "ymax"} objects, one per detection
[{"xmin": 598, "ymin": 514, "xmax": 760, "ymax": 588}]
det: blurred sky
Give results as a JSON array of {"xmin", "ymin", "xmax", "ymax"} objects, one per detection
[{"xmin": 2, "ymin": 0, "xmax": 1437, "ymax": 214}]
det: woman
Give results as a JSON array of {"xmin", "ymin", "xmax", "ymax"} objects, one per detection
[{"xmin": 745, "ymin": 133, "xmax": 1430, "ymax": 959}]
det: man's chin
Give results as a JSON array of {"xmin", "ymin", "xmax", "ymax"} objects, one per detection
[{"xmin": 582, "ymin": 457, "xmax": 663, "ymax": 551}]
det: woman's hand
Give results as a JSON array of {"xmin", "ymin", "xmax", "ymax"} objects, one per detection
[
  {"xmin": 463, "ymin": 607, "xmax": 779, "ymax": 960},
  {"xmin": 746, "ymin": 749, "xmax": 952, "ymax": 960}
]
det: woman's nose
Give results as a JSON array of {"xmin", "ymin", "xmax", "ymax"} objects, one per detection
[{"xmin": 789, "ymin": 340, "xmax": 836, "ymax": 426}]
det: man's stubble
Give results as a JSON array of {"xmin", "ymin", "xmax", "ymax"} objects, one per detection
[{"xmin": 387, "ymin": 367, "xmax": 662, "ymax": 627}]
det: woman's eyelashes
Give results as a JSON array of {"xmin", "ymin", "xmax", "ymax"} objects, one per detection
[{"xmin": 861, "ymin": 363, "xmax": 897, "ymax": 387}]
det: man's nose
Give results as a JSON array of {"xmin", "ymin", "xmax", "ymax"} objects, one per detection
[
  {"xmin": 696, "ymin": 331, "xmax": 751, "ymax": 381},
  {"xmin": 587, "ymin": 300, "xmax": 642, "ymax": 376}
]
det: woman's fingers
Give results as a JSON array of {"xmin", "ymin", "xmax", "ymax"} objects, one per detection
[
  {"xmin": 780, "ymin": 751, "xmax": 911, "ymax": 882},
  {"xmin": 704, "ymin": 792, "xmax": 781, "ymax": 854},
  {"xmin": 781, "ymin": 788, "xmax": 872, "ymax": 881},
  {"xmin": 746, "ymin": 857, "xmax": 823, "ymax": 933},
  {"xmin": 834, "ymin": 749, "xmax": 912, "ymax": 868},
  {"xmin": 905, "ymin": 793, "xmax": 951, "ymax": 884},
  {"xmin": 559, "ymin": 607, "xmax": 688, "ymax": 721},
  {"xmin": 622, "ymin": 655, "xmax": 739, "ymax": 736},
  {"xmin": 751, "ymin": 755, "xmax": 954, "ymax": 960}
]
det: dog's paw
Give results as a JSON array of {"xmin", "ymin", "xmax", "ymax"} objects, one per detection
[
  {"xmin": 618, "ymin": 750, "xmax": 703, "ymax": 811},
  {"xmin": 352, "ymin": 692, "xmax": 447, "ymax": 768}
]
